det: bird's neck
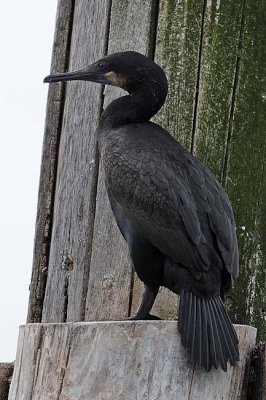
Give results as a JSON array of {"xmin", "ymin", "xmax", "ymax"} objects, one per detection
[{"xmin": 99, "ymin": 85, "xmax": 166, "ymax": 129}]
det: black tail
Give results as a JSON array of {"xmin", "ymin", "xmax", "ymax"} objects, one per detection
[{"xmin": 178, "ymin": 290, "xmax": 239, "ymax": 372}]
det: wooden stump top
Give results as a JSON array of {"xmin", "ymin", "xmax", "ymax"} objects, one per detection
[{"xmin": 9, "ymin": 322, "xmax": 256, "ymax": 400}]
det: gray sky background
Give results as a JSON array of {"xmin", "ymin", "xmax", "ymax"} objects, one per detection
[{"xmin": 0, "ymin": 1, "xmax": 57, "ymax": 361}]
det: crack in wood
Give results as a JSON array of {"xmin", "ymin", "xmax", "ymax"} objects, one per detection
[
  {"xmin": 27, "ymin": 0, "xmax": 76, "ymax": 324},
  {"xmin": 63, "ymin": 275, "xmax": 70, "ymax": 323},
  {"xmin": 187, "ymin": 363, "xmax": 196, "ymax": 400},
  {"xmin": 32, "ymin": 326, "xmax": 45, "ymax": 395},
  {"xmin": 79, "ymin": 0, "xmax": 112, "ymax": 322},
  {"xmin": 127, "ymin": 267, "xmax": 135, "ymax": 317},
  {"xmin": 57, "ymin": 325, "xmax": 75, "ymax": 398},
  {"xmin": 221, "ymin": 0, "xmax": 246, "ymax": 187},
  {"xmin": 148, "ymin": 0, "xmax": 160, "ymax": 59},
  {"xmin": 190, "ymin": 0, "xmax": 206, "ymax": 155}
]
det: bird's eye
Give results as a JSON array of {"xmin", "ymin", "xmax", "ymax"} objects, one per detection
[{"xmin": 98, "ymin": 62, "xmax": 108, "ymax": 70}]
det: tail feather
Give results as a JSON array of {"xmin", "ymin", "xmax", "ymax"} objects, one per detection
[
  {"xmin": 195, "ymin": 298, "xmax": 202, "ymax": 366},
  {"xmin": 178, "ymin": 290, "xmax": 186, "ymax": 333},
  {"xmin": 205, "ymin": 299, "xmax": 219, "ymax": 369},
  {"xmin": 215, "ymin": 297, "xmax": 239, "ymax": 363},
  {"xmin": 178, "ymin": 290, "xmax": 239, "ymax": 372},
  {"xmin": 207, "ymin": 298, "xmax": 226, "ymax": 370},
  {"xmin": 210, "ymin": 298, "xmax": 231, "ymax": 370},
  {"xmin": 188, "ymin": 295, "xmax": 197, "ymax": 362},
  {"xmin": 217, "ymin": 297, "xmax": 239, "ymax": 346},
  {"xmin": 182, "ymin": 291, "xmax": 192, "ymax": 347},
  {"xmin": 201, "ymin": 298, "xmax": 210, "ymax": 371}
]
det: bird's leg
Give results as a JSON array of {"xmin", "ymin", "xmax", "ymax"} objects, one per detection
[{"xmin": 127, "ymin": 285, "xmax": 161, "ymax": 320}]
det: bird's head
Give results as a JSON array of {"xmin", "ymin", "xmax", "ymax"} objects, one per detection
[{"xmin": 44, "ymin": 51, "xmax": 167, "ymax": 96}]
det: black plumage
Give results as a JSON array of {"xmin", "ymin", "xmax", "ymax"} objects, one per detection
[{"xmin": 44, "ymin": 51, "xmax": 239, "ymax": 371}]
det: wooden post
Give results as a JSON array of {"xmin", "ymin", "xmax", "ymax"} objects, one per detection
[
  {"xmin": 8, "ymin": 323, "xmax": 256, "ymax": 400},
  {"xmin": 12, "ymin": 0, "xmax": 265, "ymax": 398},
  {"xmin": 245, "ymin": 342, "xmax": 266, "ymax": 400}
]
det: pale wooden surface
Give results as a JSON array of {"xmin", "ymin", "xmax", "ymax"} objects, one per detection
[
  {"xmin": 41, "ymin": 0, "xmax": 111, "ymax": 323},
  {"xmin": 0, "ymin": 363, "xmax": 13, "ymax": 400},
  {"xmin": 27, "ymin": 0, "xmax": 74, "ymax": 323},
  {"xmin": 9, "ymin": 322, "xmax": 256, "ymax": 400}
]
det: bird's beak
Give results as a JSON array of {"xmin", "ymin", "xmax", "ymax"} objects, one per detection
[{"xmin": 44, "ymin": 64, "xmax": 110, "ymax": 85}]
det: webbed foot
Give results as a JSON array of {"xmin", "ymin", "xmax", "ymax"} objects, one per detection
[{"xmin": 125, "ymin": 313, "xmax": 161, "ymax": 321}]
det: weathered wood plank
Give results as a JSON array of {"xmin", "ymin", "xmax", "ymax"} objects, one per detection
[
  {"xmin": 0, "ymin": 363, "xmax": 13, "ymax": 400},
  {"xmin": 27, "ymin": 0, "xmax": 74, "ymax": 323},
  {"xmin": 8, "ymin": 323, "xmax": 256, "ymax": 400},
  {"xmin": 154, "ymin": 0, "xmax": 204, "ymax": 150},
  {"xmin": 193, "ymin": 0, "xmax": 243, "ymax": 177},
  {"xmin": 85, "ymin": 0, "xmax": 156, "ymax": 320},
  {"xmin": 8, "ymin": 325, "xmax": 42, "ymax": 399},
  {"xmin": 245, "ymin": 342, "xmax": 266, "ymax": 400},
  {"xmin": 31, "ymin": 324, "xmax": 73, "ymax": 399},
  {"xmin": 41, "ymin": 0, "xmax": 111, "ymax": 323},
  {"xmin": 225, "ymin": 0, "xmax": 266, "ymax": 339}
]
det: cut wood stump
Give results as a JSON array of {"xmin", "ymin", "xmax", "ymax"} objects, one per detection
[{"xmin": 8, "ymin": 322, "xmax": 256, "ymax": 400}]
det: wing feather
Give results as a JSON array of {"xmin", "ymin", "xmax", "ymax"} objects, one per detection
[{"xmin": 101, "ymin": 124, "xmax": 238, "ymax": 280}]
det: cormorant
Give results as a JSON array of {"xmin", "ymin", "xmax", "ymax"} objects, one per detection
[{"xmin": 44, "ymin": 51, "xmax": 239, "ymax": 371}]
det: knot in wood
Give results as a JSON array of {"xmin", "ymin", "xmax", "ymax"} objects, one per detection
[
  {"xmin": 61, "ymin": 255, "xmax": 74, "ymax": 271},
  {"xmin": 101, "ymin": 275, "xmax": 114, "ymax": 290}
]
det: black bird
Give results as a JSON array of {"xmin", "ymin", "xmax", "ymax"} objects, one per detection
[{"xmin": 44, "ymin": 51, "xmax": 239, "ymax": 371}]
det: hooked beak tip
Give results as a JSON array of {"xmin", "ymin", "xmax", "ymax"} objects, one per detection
[{"xmin": 43, "ymin": 76, "xmax": 51, "ymax": 83}]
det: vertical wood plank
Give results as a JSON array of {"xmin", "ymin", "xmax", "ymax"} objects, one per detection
[
  {"xmin": 8, "ymin": 325, "xmax": 42, "ymax": 400},
  {"xmin": 155, "ymin": 0, "xmax": 204, "ymax": 150},
  {"xmin": 85, "ymin": 0, "xmax": 155, "ymax": 320},
  {"xmin": 225, "ymin": 0, "xmax": 266, "ymax": 339},
  {"xmin": 41, "ymin": 0, "xmax": 111, "ymax": 323},
  {"xmin": 31, "ymin": 324, "xmax": 73, "ymax": 400},
  {"xmin": 192, "ymin": 0, "xmax": 243, "ymax": 178},
  {"xmin": 27, "ymin": 0, "xmax": 74, "ymax": 323},
  {"xmin": 246, "ymin": 342, "xmax": 266, "ymax": 400}
]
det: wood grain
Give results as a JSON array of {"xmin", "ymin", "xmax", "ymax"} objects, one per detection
[
  {"xmin": 193, "ymin": 0, "xmax": 243, "ymax": 177},
  {"xmin": 154, "ymin": 0, "xmax": 204, "ymax": 150},
  {"xmin": 8, "ymin": 322, "xmax": 256, "ymax": 400},
  {"xmin": 85, "ymin": 0, "xmax": 155, "ymax": 320},
  {"xmin": 41, "ymin": 0, "xmax": 111, "ymax": 323},
  {"xmin": 27, "ymin": 0, "xmax": 74, "ymax": 323}
]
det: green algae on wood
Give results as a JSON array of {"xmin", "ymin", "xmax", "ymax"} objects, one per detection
[
  {"xmin": 155, "ymin": 0, "xmax": 204, "ymax": 150},
  {"xmin": 194, "ymin": 0, "xmax": 243, "ymax": 179},
  {"xmin": 226, "ymin": 0, "xmax": 266, "ymax": 340}
]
